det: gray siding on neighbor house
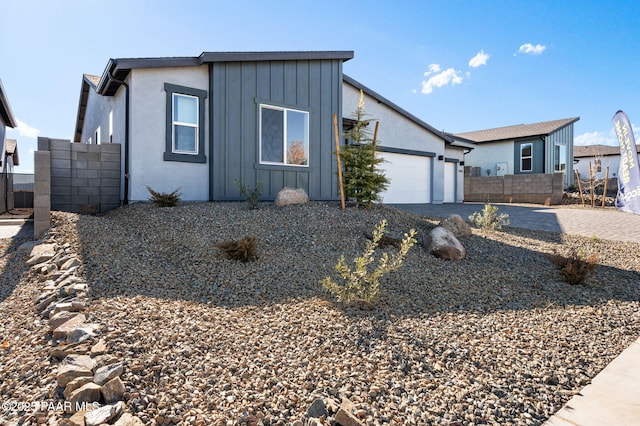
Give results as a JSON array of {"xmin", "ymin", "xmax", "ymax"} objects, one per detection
[
  {"xmin": 545, "ymin": 125, "xmax": 574, "ymax": 187},
  {"xmin": 513, "ymin": 139, "xmax": 544, "ymax": 174},
  {"xmin": 210, "ymin": 59, "xmax": 343, "ymax": 200}
]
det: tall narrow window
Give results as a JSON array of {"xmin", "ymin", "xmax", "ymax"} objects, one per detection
[
  {"xmin": 554, "ymin": 144, "xmax": 566, "ymax": 171},
  {"xmin": 95, "ymin": 127, "xmax": 101, "ymax": 145},
  {"xmin": 164, "ymin": 83, "xmax": 207, "ymax": 163},
  {"xmin": 260, "ymin": 104, "xmax": 309, "ymax": 166},
  {"xmin": 521, "ymin": 143, "xmax": 532, "ymax": 172}
]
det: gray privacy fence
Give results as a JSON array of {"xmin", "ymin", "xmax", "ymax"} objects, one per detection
[
  {"xmin": 0, "ymin": 173, "xmax": 14, "ymax": 213},
  {"xmin": 37, "ymin": 138, "xmax": 121, "ymax": 213},
  {"xmin": 13, "ymin": 173, "xmax": 34, "ymax": 208}
]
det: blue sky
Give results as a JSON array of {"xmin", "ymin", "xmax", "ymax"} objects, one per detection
[{"xmin": 1, "ymin": 0, "xmax": 639, "ymax": 173}]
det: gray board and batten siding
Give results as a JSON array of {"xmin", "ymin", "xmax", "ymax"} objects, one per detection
[{"xmin": 210, "ymin": 58, "xmax": 347, "ymax": 201}]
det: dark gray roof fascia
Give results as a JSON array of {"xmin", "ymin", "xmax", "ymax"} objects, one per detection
[
  {"xmin": 200, "ymin": 51, "xmax": 354, "ymax": 62},
  {"xmin": 343, "ymin": 74, "xmax": 454, "ymax": 144},
  {"xmin": 0, "ymin": 79, "xmax": 17, "ymax": 128}
]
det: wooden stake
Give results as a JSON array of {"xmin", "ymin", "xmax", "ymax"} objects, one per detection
[
  {"xmin": 602, "ymin": 166, "xmax": 609, "ymax": 208},
  {"xmin": 370, "ymin": 120, "xmax": 379, "ymax": 173},
  {"xmin": 575, "ymin": 169, "xmax": 585, "ymax": 206},
  {"xmin": 333, "ymin": 114, "xmax": 345, "ymax": 209}
]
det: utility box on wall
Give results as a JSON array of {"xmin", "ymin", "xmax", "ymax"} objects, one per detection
[{"xmin": 496, "ymin": 162, "xmax": 508, "ymax": 176}]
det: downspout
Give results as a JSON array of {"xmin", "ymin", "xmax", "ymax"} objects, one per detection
[
  {"xmin": 208, "ymin": 63, "xmax": 214, "ymax": 201},
  {"xmin": 106, "ymin": 71, "xmax": 130, "ymax": 205}
]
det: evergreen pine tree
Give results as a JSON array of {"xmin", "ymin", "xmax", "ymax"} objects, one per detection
[{"xmin": 340, "ymin": 91, "xmax": 389, "ymax": 207}]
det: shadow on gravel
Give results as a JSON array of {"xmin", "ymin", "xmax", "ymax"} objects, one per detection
[
  {"xmin": 0, "ymin": 223, "xmax": 34, "ymax": 303},
  {"xmin": 67, "ymin": 202, "xmax": 640, "ymax": 319}
]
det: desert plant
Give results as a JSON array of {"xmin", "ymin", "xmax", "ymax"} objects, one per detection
[
  {"xmin": 147, "ymin": 186, "xmax": 181, "ymax": 207},
  {"xmin": 340, "ymin": 90, "xmax": 389, "ymax": 207},
  {"xmin": 217, "ymin": 236, "xmax": 258, "ymax": 262},
  {"xmin": 235, "ymin": 179, "xmax": 263, "ymax": 210},
  {"xmin": 468, "ymin": 203, "xmax": 510, "ymax": 231},
  {"xmin": 544, "ymin": 248, "xmax": 598, "ymax": 285},
  {"xmin": 321, "ymin": 220, "xmax": 416, "ymax": 307}
]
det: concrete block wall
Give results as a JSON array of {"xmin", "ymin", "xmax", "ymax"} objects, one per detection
[
  {"xmin": 36, "ymin": 137, "xmax": 121, "ymax": 214},
  {"xmin": 34, "ymin": 151, "xmax": 51, "ymax": 238},
  {"xmin": 464, "ymin": 167, "xmax": 564, "ymax": 205}
]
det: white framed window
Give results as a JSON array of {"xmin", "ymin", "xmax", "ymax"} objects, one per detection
[
  {"xmin": 554, "ymin": 144, "xmax": 566, "ymax": 171},
  {"xmin": 260, "ymin": 104, "xmax": 309, "ymax": 166},
  {"xmin": 172, "ymin": 93, "xmax": 199, "ymax": 154},
  {"xmin": 87, "ymin": 137, "xmax": 92, "ymax": 144},
  {"xmin": 164, "ymin": 83, "xmax": 207, "ymax": 163},
  {"xmin": 109, "ymin": 111, "xmax": 113, "ymax": 143},
  {"xmin": 520, "ymin": 143, "xmax": 532, "ymax": 172},
  {"xmin": 95, "ymin": 127, "xmax": 101, "ymax": 145}
]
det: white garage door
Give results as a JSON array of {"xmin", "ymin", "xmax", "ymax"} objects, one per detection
[
  {"xmin": 378, "ymin": 152, "xmax": 431, "ymax": 203},
  {"xmin": 444, "ymin": 162, "xmax": 456, "ymax": 203}
]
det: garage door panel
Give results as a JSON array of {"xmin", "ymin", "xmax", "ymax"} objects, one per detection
[{"xmin": 378, "ymin": 152, "xmax": 430, "ymax": 204}]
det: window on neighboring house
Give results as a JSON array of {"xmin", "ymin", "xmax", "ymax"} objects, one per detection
[
  {"xmin": 109, "ymin": 111, "xmax": 113, "ymax": 143},
  {"xmin": 87, "ymin": 137, "xmax": 92, "ymax": 144},
  {"xmin": 260, "ymin": 104, "xmax": 309, "ymax": 166},
  {"xmin": 164, "ymin": 83, "xmax": 207, "ymax": 163},
  {"xmin": 554, "ymin": 144, "xmax": 566, "ymax": 171},
  {"xmin": 95, "ymin": 127, "xmax": 101, "ymax": 145},
  {"xmin": 520, "ymin": 143, "xmax": 532, "ymax": 172}
]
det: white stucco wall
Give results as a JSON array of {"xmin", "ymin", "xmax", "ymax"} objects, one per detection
[
  {"xmin": 464, "ymin": 141, "xmax": 514, "ymax": 176},
  {"xmin": 575, "ymin": 155, "xmax": 620, "ymax": 180},
  {"xmin": 80, "ymin": 84, "xmax": 125, "ymax": 145},
  {"xmin": 129, "ymin": 66, "xmax": 209, "ymax": 201}
]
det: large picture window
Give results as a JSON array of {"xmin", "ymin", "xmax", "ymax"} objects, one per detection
[
  {"xmin": 520, "ymin": 143, "xmax": 533, "ymax": 172},
  {"xmin": 164, "ymin": 83, "xmax": 207, "ymax": 163},
  {"xmin": 260, "ymin": 105, "xmax": 309, "ymax": 166}
]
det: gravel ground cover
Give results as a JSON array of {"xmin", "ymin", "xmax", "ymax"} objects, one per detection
[{"xmin": 1, "ymin": 201, "xmax": 639, "ymax": 425}]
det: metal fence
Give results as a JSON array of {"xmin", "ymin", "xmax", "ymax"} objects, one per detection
[{"xmin": 13, "ymin": 173, "xmax": 34, "ymax": 191}]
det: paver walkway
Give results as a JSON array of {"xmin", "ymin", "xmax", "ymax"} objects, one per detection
[{"xmin": 394, "ymin": 202, "xmax": 640, "ymax": 425}]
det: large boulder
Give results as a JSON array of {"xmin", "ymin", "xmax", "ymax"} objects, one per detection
[
  {"xmin": 424, "ymin": 226, "xmax": 467, "ymax": 260},
  {"xmin": 275, "ymin": 187, "xmax": 309, "ymax": 207},
  {"xmin": 439, "ymin": 214, "xmax": 472, "ymax": 237}
]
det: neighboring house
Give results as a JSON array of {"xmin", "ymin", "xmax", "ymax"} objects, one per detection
[
  {"xmin": 0, "ymin": 78, "xmax": 17, "ymax": 168},
  {"xmin": 574, "ymin": 144, "xmax": 640, "ymax": 180},
  {"xmin": 453, "ymin": 117, "xmax": 579, "ymax": 188},
  {"xmin": 0, "ymin": 78, "xmax": 18, "ymax": 212},
  {"xmin": 74, "ymin": 51, "xmax": 469, "ymax": 205},
  {"xmin": 343, "ymin": 76, "xmax": 472, "ymax": 203}
]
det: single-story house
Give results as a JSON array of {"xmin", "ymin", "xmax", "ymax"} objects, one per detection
[
  {"xmin": 452, "ymin": 117, "xmax": 579, "ymax": 188},
  {"xmin": 574, "ymin": 144, "xmax": 640, "ymax": 180},
  {"xmin": 73, "ymin": 51, "xmax": 469, "ymax": 205}
]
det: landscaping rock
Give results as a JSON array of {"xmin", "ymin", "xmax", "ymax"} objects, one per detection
[
  {"xmin": 275, "ymin": 187, "xmax": 309, "ymax": 206},
  {"xmin": 93, "ymin": 363, "xmax": 123, "ymax": 386},
  {"xmin": 56, "ymin": 364, "xmax": 93, "ymax": 388},
  {"xmin": 84, "ymin": 401, "xmax": 123, "ymax": 426},
  {"xmin": 101, "ymin": 376, "xmax": 125, "ymax": 403},
  {"xmin": 68, "ymin": 382, "xmax": 102, "ymax": 411},
  {"xmin": 439, "ymin": 214, "xmax": 472, "ymax": 237},
  {"xmin": 424, "ymin": 226, "xmax": 467, "ymax": 260},
  {"xmin": 64, "ymin": 376, "xmax": 94, "ymax": 399}
]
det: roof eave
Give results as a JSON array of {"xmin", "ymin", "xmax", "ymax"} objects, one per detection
[{"xmin": 0, "ymin": 79, "xmax": 17, "ymax": 128}]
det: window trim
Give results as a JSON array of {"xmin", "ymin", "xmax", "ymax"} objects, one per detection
[
  {"xmin": 258, "ymin": 103, "xmax": 310, "ymax": 167},
  {"xmin": 164, "ymin": 83, "xmax": 207, "ymax": 163},
  {"xmin": 520, "ymin": 142, "xmax": 533, "ymax": 172}
]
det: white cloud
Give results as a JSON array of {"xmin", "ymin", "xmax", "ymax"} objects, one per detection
[
  {"xmin": 575, "ymin": 124, "xmax": 640, "ymax": 146},
  {"xmin": 421, "ymin": 64, "xmax": 464, "ymax": 94},
  {"xmin": 469, "ymin": 50, "xmax": 490, "ymax": 68},
  {"xmin": 15, "ymin": 119, "xmax": 40, "ymax": 138},
  {"xmin": 518, "ymin": 43, "xmax": 546, "ymax": 55}
]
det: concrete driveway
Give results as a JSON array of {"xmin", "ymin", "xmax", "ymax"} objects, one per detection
[{"xmin": 393, "ymin": 202, "xmax": 640, "ymax": 244}]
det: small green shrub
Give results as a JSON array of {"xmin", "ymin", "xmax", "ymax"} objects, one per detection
[
  {"xmin": 321, "ymin": 220, "xmax": 416, "ymax": 308},
  {"xmin": 544, "ymin": 248, "xmax": 598, "ymax": 285},
  {"xmin": 235, "ymin": 179, "xmax": 262, "ymax": 210},
  {"xmin": 147, "ymin": 186, "xmax": 181, "ymax": 207},
  {"xmin": 217, "ymin": 236, "xmax": 258, "ymax": 262},
  {"xmin": 469, "ymin": 203, "xmax": 510, "ymax": 231}
]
